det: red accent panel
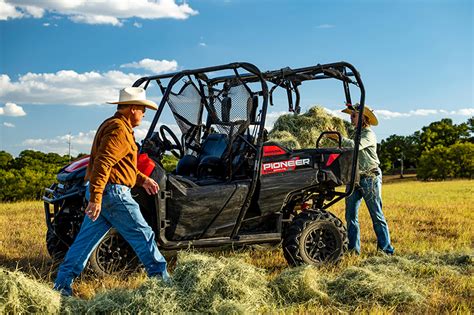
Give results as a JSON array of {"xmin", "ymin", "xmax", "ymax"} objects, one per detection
[
  {"xmin": 137, "ymin": 153, "xmax": 156, "ymax": 177},
  {"xmin": 65, "ymin": 156, "xmax": 90, "ymax": 173},
  {"xmin": 325, "ymin": 153, "xmax": 340, "ymax": 167},
  {"xmin": 263, "ymin": 145, "xmax": 287, "ymax": 157}
]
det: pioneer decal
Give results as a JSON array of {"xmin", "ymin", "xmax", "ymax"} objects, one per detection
[{"xmin": 261, "ymin": 157, "xmax": 311, "ymax": 175}]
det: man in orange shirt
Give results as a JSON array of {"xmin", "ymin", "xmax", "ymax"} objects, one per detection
[{"xmin": 54, "ymin": 87, "xmax": 169, "ymax": 296}]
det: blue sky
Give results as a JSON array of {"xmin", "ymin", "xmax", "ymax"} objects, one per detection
[{"xmin": 0, "ymin": 0, "xmax": 472, "ymax": 156}]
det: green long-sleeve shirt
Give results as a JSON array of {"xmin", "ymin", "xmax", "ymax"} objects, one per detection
[{"xmin": 341, "ymin": 127, "xmax": 380, "ymax": 176}]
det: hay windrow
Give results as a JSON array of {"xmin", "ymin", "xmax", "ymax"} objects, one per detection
[
  {"xmin": 327, "ymin": 266, "xmax": 424, "ymax": 308},
  {"xmin": 2, "ymin": 252, "xmax": 472, "ymax": 313},
  {"xmin": 0, "ymin": 268, "xmax": 61, "ymax": 314},
  {"xmin": 362, "ymin": 252, "xmax": 473, "ymax": 278},
  {"xmin": 269, "ymin": 265, "xmax": 329, "ymax": 305},
  {"xmin": 172, "ymin": 252, "xmax": 270, "ymax": 312},
  {"xmin": 61, "ymin": 278, "xmax": 180, "ymax": 314}
]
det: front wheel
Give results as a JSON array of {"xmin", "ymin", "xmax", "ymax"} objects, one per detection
[
  {"xmin": 89, "ymin": 229, "xmax": 139, "ymax": 276},
  {"xmin": 283, "ymin": 209, "xmax": 348, "ymax": 266}
]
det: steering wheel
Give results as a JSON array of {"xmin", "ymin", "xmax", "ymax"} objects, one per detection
[{"xmin": 159, "ymin": 125, "xmax": 184, "ymax": 158}]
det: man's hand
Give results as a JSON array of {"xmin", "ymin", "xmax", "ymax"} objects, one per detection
[
  {"xmin": 85, "ymin": 202, "xmax": 101, "ymax": 221},
  {"xmin": 142, "ymin": 177, "xmax": 160, "ymax": 195}
]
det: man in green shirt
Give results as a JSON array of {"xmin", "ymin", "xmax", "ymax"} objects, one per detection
[{"xmin": 332, "ymin": 104, "xmax": 394, "ymax": 255}]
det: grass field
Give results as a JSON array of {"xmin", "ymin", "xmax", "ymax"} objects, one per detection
[{"xmin": 1, "ymin": 178, "xmax": 473, "ymax": 313}]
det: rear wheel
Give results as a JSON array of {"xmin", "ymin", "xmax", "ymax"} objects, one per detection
[
  {"xmin": 283, "ymin": 209, "xmax": 348, "ymax": 266},
  {"xmin": 46, "ymin": 228, "xmax": 70, "ymax": 261},
  {"xmin": 89, "ymin": 229, "xmax": 139, "ymax": 276},
  {"xmin": 46, "ymin": 201, "xmax": 84, "ymax": 262}
]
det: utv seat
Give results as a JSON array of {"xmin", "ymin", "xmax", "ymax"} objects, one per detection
[{"xmin": 175, "ymin": 133, "xmax": 229, "ymax": 178}]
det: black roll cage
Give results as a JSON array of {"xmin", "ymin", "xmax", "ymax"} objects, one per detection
[{"xmin": 132, "ymin": 61, "xmax": 365, "ymax": 242}]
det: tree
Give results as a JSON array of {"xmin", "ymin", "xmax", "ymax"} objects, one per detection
[
  {"xmin": 0, "ymin": 151, "xmax": 13, "ymax": 169},
  {"xmin": 379, "ymin": 135, "xmax": 418, "ymax": 173},
  {"xmin": 448, "ymin": 142, "xmax": 474, "ymax": 178},
  {"xmin": 417, "ymin": 118, "xmax": 469, "ymax": 152},
  {"xmin": 417, "ymin": 146, "xmax": 456, "ymax": 180},
  {"xmin": 417, "ymin": 142, "xmax": 474, "ymax": 180},
  {"xmin": 467, "ymin": 116, "xmax": 474, "ymax": 142}
]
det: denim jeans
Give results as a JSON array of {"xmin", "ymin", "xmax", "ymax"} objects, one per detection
[
  {"xmin": 54, "ymin": 183, "xmax": 169, "ymax": 296},
  {"xmin": 345, "ymin": 170, "xmax": 394, "ymax": 254}
]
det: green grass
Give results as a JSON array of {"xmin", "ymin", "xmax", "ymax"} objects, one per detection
[{"xmin": 0, "ymin": 179, "xmax": 473, "ymax": 313}]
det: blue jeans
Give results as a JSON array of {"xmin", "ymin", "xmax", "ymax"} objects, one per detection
[
  {"xmin": 54, "ymin": 184, "xmax": 169, "ymax": 296},
  {"xmin": 345, "ymin": 171, "xmax": 394, "ymax": 254}
]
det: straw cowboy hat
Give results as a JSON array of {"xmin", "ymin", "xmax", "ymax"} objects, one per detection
[
  {"xmin": 342, "ymin": 103, "xmax": 378, "ymax": 126},
  {"xmin": 107, "ymin": 87, "xmax": 158, "ymax": 110}
]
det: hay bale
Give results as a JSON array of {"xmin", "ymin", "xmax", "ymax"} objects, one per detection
[
  {"xmin": 268, "ymin": 130, "xmax": 301, "ymax": 149},
  {"xmin": 61, "ymin": 278, "xmax": 180, "ymax": 314},
  {"xmin": 269, "ymin": 265, "xmax": 329, "ymax": 305},
  {"xmin": 0, "ymin": 268, "xmax": 61, "ymax": 314},
  {"xmin": 327, "ymin": 266, "xmax": 423, "ymax": 307},
  {"xmin": 270, "ymin": 106, "xmax": 352, "ymax": 149},
  {"xmin": 172, "ymin": 252, "xmax": 270, "ymax": 312}
]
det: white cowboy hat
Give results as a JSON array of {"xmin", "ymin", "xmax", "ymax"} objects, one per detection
[
  {"xmin": 107, "ymin": 87, "xmax": 158, "ymax": 110},
  {"xmin": 342, "ymin": 103, "xmax": 378, "ymax": 126}
]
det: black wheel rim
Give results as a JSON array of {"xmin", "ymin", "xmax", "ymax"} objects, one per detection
[
  {"xmin": 304, "ymin": 223, "xmax": 339, "ymax": 263},
  {"xmin": 95, "ymin": 233, "xmax": 137, "ymax": 274}
]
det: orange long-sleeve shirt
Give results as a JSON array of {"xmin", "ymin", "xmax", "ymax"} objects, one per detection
[{"xmin": 85, "ymin": 112, "xmax": 147, "ymax": 204}]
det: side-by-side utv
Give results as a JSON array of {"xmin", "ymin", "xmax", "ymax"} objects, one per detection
[{"xmin": 44, "ymin": 61, "xmax": 367, "ymax": 275}]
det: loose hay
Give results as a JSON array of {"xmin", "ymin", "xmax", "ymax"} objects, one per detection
[
  {"xmin": 327, "ymin": 266, "xmax": 423, "ymax": 308},
  {"xmin": 4, "ymin": 252, "xmax": 470, "ymax": 313},
  {"xmin": 61, "ymin": 278, "xmax": 180, "ymax": 314},
  {"xmin": 269, "ymin": 265, "xmax": 329, "ymax": 305},
  {"xmin": 172, "ymin": 252, "xmax": 270, "ymax": 312},
  {"xmin": 0, "ymin": 268, "xmax": 61, "ymax": 314},
  {"xmin": 362, "ymin": 253, "xmax": 472, "ymax": 278}
]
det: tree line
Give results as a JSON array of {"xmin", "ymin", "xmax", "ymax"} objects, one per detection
[
  {"xmin": 0, "ymin": 111, "xmax": 472, "ymax": 201},
  {"xmin": 0, "ymin": 150, "xmax": 75, "ymax": 201},
  {"xmin": 379, "ymin": 117, "xmax": 473, "ymax": 179}
]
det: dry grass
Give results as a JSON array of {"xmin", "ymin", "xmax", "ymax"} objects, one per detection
[{"xmin": 0, "ymin": 179, "xmax": 473, "ymax": 313}]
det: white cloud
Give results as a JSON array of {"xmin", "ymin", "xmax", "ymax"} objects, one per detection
[
  {"xmin": 2, "ymin": 0, "xmax": 198, "ymax": 25},
  {"xmin": 0, "ymin": 102, "xmax": 26, "ymax": 116},
  {"xmin": 323, "ymin": 107, "xmax": 346, "ymax": 119},
  {"xmin": 23, "ymin": 130, "xmax": 97, "ymax": 156},
  {"xmin": 375, "ymin": 109, "xmax": 409, "ymax": 119},
  {"xmin": 133, "ymin": 22, "xmax": 142, "ymax": 28},
  {"xmin": 43, "ymin": 22, "xmax": 50, "ymax": 26},
  {"xmin": 265, "ymin": 111, "xmax": 287, "ymax": 130},
  {"xmin": 70, "ymin": 14, "xmax": 122, "ymax": 26},
  {"xmin": 21, "ymin": 122, "xmax": 181, "ymax": 155},
  {"xmin": 199, "ymin": 42, "xmax": 207, "ymax": 47},
  {"xmin": 453, "ymin": 108, "xmax": 474, "ymax": 116},
  {"xmin": 22, "ymin": 5, "xmax": 44, "ymax": 18},
  {"xmin": 0, "ymin": 70, "xmax": 145, "ymax": 105},
  {"xmin": 3, "ymin": 122, "xmax": 15, "ymax": 128},
  {"xmin": 120, "ymin": 58, "xmax": 178, "ymax": 74},
  {"xmin": 408, "ymin": 109, "xmax": 438, "ymax": 116},
  {"xmin": 317, "ymin": 24, "xmax": 335, "ymax": 29},
  {"xmin": 0, "ymin": 0, "xmax": 23, "ymax": 20}
]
